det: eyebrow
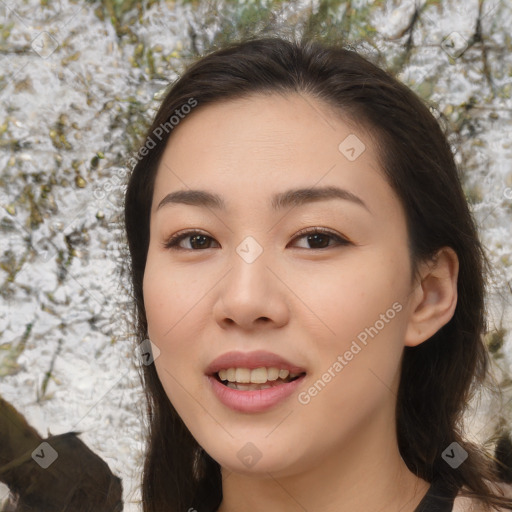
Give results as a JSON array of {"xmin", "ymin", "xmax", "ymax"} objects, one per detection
[{"xmin": 156, "ymin": 185, "xmax": 370, "ymax": 213}]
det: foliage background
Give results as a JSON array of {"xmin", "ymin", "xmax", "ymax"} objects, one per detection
[{"xmin": 1, "ymin": 0, "xmax": 511, "ymax": 509}]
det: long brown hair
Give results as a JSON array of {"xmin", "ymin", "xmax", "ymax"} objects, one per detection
[{"xmin": 124, "ymin": 36, "xmax": 512, "ymax": 511}]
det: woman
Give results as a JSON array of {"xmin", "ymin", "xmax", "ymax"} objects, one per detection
[{"xmin": 124, "ymin": 36, "xmax": 512, "ymax": 511}]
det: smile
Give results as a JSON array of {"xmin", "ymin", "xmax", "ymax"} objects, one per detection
[
  {"xmin": 206, "ymin": 350, "xmax": 308, "ymax": 412},
  {"xmin": 216, "ymin": 367, "xmax": 303, "ymax": 390}
]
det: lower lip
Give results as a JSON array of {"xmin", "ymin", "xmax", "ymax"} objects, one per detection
[{"xmin": 207, "ymin": 374, "xmax": 306, "ymax": 413}]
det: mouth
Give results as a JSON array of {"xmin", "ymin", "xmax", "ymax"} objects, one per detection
[
  {"xmin": 205, "ymin": 350, "xmax": 308, "ymax": 412},
  {"xmin": 213, "ymin": 367, "xmax": 306, "ymax": 391}
]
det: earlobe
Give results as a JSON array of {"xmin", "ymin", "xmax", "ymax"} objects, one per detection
[{"xmin": 404, "ymin": 247, "xmax": 459, "ymax": 348}]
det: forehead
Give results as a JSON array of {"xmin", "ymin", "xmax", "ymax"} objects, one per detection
[
  {"xmin": 160, "ymin": 92, "xmax": 373, "ymax": 163},
  {"xmin": 151, "ymin": 92, "xmax": 395, "ymax": 217}
]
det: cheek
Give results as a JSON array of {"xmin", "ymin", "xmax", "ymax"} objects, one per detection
[
  {"xmin": 292, "ymin": 250, "xmax": 409, "ymax": 410},
  {"xmin": 143, "ymin": 252, "xmax": 204, "ymax": 340},
  {"xmin": 142, "ymin": 252, "xmax": 210, "ymax": 401},
  {"xmin": 295, "ymin": 278, "xmax": 407, "ymax": 444},
  {"xmin": 289, "ymin": 250, "xmax": 408, "ymax": 347}
]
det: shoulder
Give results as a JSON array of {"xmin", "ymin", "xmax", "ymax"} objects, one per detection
[{"xmin": 452, "ymin": 482, "xmax": 512, "ymax": 512}]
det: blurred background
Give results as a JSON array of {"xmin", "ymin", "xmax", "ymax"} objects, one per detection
[{"xmin": 0, "ymin": 0, "xmax": 511, "ymax": 509}]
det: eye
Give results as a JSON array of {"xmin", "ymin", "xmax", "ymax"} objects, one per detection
[
  {"xmin": 162, "ymin": 227, "xmax": 351, "ymax": 251},
  {"xmin": 162, "ymin": 230, "xmax": 219, "ymax": 250},
  {"xmin": 289, "ymin": 227, "xmax": 351, "ymax": 250}
]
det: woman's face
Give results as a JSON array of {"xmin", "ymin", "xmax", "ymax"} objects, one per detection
[{"xmin": 143, "ymin": 92, "xmax": 418, "ymax": 476}]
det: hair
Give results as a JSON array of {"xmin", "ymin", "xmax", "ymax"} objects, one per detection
[{"xmin": 124, "ymin": 36, "xmax": 512, "ymax": 511}]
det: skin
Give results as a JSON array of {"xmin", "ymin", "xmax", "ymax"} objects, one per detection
[{"xmin": 142, "ymin": 92, "xmax": 459, "ymax": 511}]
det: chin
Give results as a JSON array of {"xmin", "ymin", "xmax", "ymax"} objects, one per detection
[{"xmin": 203, "ymin": 439, "xmax": 304, "ymax": 478}]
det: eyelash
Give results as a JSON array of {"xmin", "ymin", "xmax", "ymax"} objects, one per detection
[{"xmin": 162, "ymin": 227, "xmax": 351, "ymax": 251}]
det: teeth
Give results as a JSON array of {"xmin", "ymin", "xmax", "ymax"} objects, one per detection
[
  {"xmin": 251, "ymin": 367, "xmax": 268, "ymax": 384},
  {"xmin": 216, "ymin": 367, "xmax": 302, "ymax": 384},
  {"xmin": 267, "ymin": 367, "xmax": 279, "ymax": 381},
  {"xmin": 235, "ymin": 368, "xmax": 251, "ymax": 383},
  {"xmin": 279, "ymin": 369, "xmax": 290, "ymax": 380},
  {"xmin": 226, "ymin": 382, "xmax": 273, "ymax": 391}
]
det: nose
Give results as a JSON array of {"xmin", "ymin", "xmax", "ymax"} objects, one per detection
[{"xmin": 212, "ymin": 241, "xmax": 290, "ymax": 331}]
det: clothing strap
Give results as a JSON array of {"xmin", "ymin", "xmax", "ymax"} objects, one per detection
[{"xmin": 414, "ymin": 478, "xmax": 460, "ymax": 512}]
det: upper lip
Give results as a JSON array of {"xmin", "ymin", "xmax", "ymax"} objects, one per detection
[{"xmin": 206, "ymin": 350, "xmax": 307, "ymax": 375}]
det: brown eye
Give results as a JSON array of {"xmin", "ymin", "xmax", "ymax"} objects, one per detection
[
  {"xmin": 163, "ymin": 231, "xmax": 220, "ymax": 250},
  {"xmin": 303, "ymin": 233, "xmax": 331, "ymax": 249},
  {"xmin": 163, "ymin": 228, "xmax": 351, "ymax": 251},
  {"xmin": 290, "ymin": 228, "xmax": 351, "ymax": 250}
]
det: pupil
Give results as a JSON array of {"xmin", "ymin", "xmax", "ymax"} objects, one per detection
[
  {"xmin": 308, "ymin": 234, "xmax": 328, "ymax": 249},
  {"xmin": 191, "ymin": 235, "xmax": 209, "ymax": 249}
]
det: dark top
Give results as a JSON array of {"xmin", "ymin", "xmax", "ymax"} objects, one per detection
[{"xmin": 414, "ymin": 478, "xmax": 461, "ymax": 512}]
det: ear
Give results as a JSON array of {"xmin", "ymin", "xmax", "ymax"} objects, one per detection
[{"xmin": 404, "ymin": 247, "xmax": 459, "ymax": 347}]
